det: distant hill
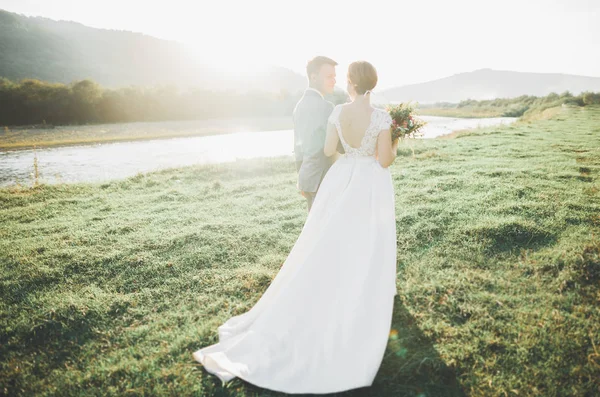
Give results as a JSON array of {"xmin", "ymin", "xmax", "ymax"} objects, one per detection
[
  {"xmin": 0, "ymin": 9, "xmax": 306, "ymax": 93},
  {"xmin": 379, "ymin": 68, "xmax": 600, "ymax": 104}
]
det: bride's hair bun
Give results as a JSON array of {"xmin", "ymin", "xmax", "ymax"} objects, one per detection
[{"xmin": 347, "ymin": 61, "xmax": 378, "ymax": 95}]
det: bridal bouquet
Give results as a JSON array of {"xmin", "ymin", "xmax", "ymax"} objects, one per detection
[{"xmin": 385, "ymin": 102, "xmax": 427, "ymax": 142}]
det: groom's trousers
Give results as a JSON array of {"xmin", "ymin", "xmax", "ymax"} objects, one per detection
[
  {"xmin": 296, "ymin": 159, "xmax": 321, "ymax": 213},
  {"xmin": 304, "ymin": 191, "xmax": 317, "ymax": 212}
]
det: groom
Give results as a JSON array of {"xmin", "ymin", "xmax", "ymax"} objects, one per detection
[{"xmin": 293, "ymin": 56, "xmax": 345, "ymax": 212}]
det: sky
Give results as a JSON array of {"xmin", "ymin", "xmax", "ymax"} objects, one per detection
[{"xmin": 1, "ymin": 0, "xmax": 599, "ymax": 90}]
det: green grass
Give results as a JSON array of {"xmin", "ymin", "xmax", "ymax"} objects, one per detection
[{"xmin": 1, "ymin": 106, "xmax": 599, "ymax": 396}]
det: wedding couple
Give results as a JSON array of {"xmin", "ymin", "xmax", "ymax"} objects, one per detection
[{"xmin": 192, "ymin": 57, "xmax": 401, "ymax": 394}]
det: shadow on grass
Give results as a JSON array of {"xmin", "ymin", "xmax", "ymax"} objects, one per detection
[
  {"xmin": 0, "ymin": 296, "xmax": 129, "ymax": 394},
  {"xmin": 461, "ymin": 219, "xmax": 557, "ymax": 256}
]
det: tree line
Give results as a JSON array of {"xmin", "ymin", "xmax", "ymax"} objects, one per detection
[
  {"xmin": 420, "ymin": 91, "xmax": 600, "ymax": 117},
  {"xmin": 3, "ymin": 76, "xmax": 598, "ymax": 126},
  {"xmin": 0, "ymin": 78, "xmax": 321, "ymax": 126}
]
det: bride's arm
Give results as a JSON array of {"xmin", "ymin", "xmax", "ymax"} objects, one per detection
[
  {"xmin": 376, "ymin": 128, "xmax": 399, "ymax": 168},
  {"xmin": 323, "ymin": 121, "xmax": 340, "ymax": 157}
]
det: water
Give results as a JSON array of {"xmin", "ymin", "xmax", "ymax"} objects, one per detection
[
  {"xmin": 0, "ymin": 116, "xmax": 516, "ymax": 187},
  {"xmin": 417, "ymin": 115, "xmax": 516, "ymax": 138}
]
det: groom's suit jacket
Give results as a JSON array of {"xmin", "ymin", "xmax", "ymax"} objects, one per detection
[{"xmin": 293, "ymin": 89, "xmax": 345, "ymax": 193}]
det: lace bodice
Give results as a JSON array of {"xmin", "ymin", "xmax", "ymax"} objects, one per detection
[{"xmin": 328, "ymin": 105, "xmax": 393, "ymax": 158}]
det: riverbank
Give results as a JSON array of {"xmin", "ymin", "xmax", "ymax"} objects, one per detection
[
  {"xmin": 1, "ymin": 106, "xmax": 598, "ymax": 396},
  {"xmin": 0, "ymin": 112, "xmax": 515, "ymax": 153},
  {"xmin": 0, "ymin": 116, "xmax": 293, "ymax": 151},
  {"xmin": 416, "ymin": 107, "xmax": 504, "ymax": 118}
]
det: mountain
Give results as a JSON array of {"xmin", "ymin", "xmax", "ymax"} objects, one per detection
[
  {"xmin": 5, "ymin": 8, "xmax": 597, "ymax": 102},
  {"xmin": 379, "ymin": 68, "xmax": 600, "ymax": 104},
  {"xmin": 0, "ymin": 9, "xmax": 306, "ymax": 93}
]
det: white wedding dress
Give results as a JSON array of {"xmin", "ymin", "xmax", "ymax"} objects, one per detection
[{"xmin": 192, "ymin": 104, "xmax": 398, "ymax": 394}]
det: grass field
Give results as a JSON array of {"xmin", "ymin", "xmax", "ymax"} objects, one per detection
[{"xmin": 1, "ymin": 106, "xmax": 599, "ymax": 396}]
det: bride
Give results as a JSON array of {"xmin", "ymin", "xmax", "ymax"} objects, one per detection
[{"xmin": 192, "ymin": 60, "xmax": 401, "ymax": 394}]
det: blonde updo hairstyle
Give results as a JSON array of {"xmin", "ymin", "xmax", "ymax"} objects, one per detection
[{"xmin": 347, "ymin": 61, "xmax": 378, "ymax": 95}]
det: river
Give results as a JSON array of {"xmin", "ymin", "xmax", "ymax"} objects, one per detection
[{"xmin": 0, "ymin": 115, "xmax": 517, "ymax": 187}]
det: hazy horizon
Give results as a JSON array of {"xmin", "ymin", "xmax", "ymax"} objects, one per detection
[{"xmin": 1, "ymin": 0, "xmax": 599, "ymax": 90}]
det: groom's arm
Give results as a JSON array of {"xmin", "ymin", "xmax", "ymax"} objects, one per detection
[
  {"xmin": 303, "ymin": 118, "xmax": 326, "ymax": 157},
  {"xmin": 292, "ymin": 106, "xmax": 304, "ymax": 170},
  {"xmin": 301, "ymin": 98, "xmax": 345, "ymax": 158},
  {"xmin": 301, "ymin": 98, "xmax": 328, "ymax": 157}
]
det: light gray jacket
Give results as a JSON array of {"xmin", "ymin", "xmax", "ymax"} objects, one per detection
[{"xmin": 293, "ymin": 89, "xmax": 345, "ymax": 192}]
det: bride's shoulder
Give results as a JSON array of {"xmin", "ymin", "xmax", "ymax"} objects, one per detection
[
  {"xmin": 335, "ymin": 103, "xmax": 351, "ymax": 114},
  {"xmin": 374, "ymin": 108, "xmax": 392, "ymax": 129},
  {"xmin": 328, "ymin": 103, "xmax": 343, "ymax": 123},
  {"xmin": 331, "ymin": 103, "xmax": 345, "ymax": 116}
]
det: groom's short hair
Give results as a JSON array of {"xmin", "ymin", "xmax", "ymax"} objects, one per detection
[{"xmin": 306, "ymin": 56, "xmax": 338, "ymax": 79}]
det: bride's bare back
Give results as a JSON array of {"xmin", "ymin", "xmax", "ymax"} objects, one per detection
[
  {"xmin": 338, "ymin": 103, "xmax": 376, "ymax": 149},
  {"xmin": 325, "ymin": 101, "xmax": 397, "ymax": 167}
]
